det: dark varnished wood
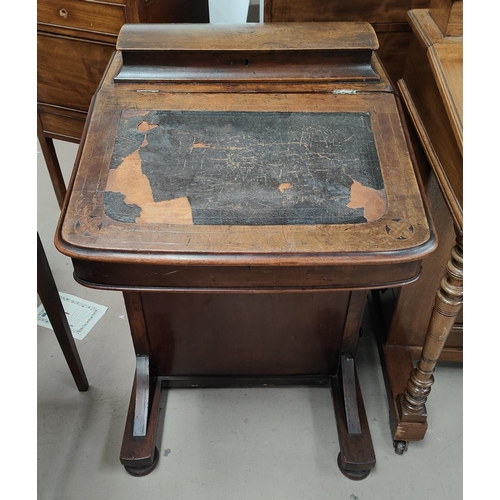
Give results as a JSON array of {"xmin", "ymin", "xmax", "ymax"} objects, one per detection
[
  {"xmin": 120, "ymin": 369, "xmax": 162, "ymax": 474},
  {"xmin": 122, "ymin": 292, "xmax": 151, "ymax": 356},
  {"xmin": 138, "ymin": 291, "xmax": 349, "ymax": 377},
  {"xmin": 332, "ymin": 369, "xmax": 375, "ymax": 479},
  {"xmin": 333, "ymin": 291, "xmax": 374, "ymax": 477},
  {"xmin": 37, "ymin": 33, "xmax": 116, "ymax": 114},
  {"xmin": 115, "ymin": 49, "xmax": 379, "ymax": 83},
  {"xmin": 118, "ymin": 21, "xmax": 378, "ymax": 51},
  {"xmin": 58, "ymin": 98, "xmax": 434, "ymax": 264},
  {"xmin": 341, "ymin": 291, "xmax": 368, "ymax": 355},
  {"xmin": 159, "ymin": 376, "xmax": 330, "ymax": 389},
  {"xmin": 55, "ymin": 23, "xmax": 436, "ymax": 479},
  {"xmin": 72, "ymin": 259, "xmax": 424, "ymax": 291},
  {"xmin": 37, "ymin": 233, "xmax": 89, "ymax": 391}
]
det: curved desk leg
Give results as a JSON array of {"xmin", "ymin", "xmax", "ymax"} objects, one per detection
[
  {"xmin": 120, "ymin": 355, "xmax": 162, "ymax": 476},
  {"xmin": 332, "ymin": 291, "xmax": 376, "ymax": 480},
  {"xmin": 394, "ymin": 235, "xmax": 463, "ymax": 452},
  {"xmin": 37, "ymin": 233, "xmax": 89, "ymax": 391}
]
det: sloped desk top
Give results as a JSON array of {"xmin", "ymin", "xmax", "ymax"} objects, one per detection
[{"xmin": 56, "ymin": 25, "xmax": 434, "ymax": 278}]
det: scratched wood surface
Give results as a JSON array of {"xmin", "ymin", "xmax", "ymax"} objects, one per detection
[
  {"xmin": 56, "ymin": 23, "xmax": 435, "ymax": 268},
  {"xmin": 105, "ymin": 110, "xmax": 385, "ymax": 226},
  {"xmin": 57, "ymin": 57, "xmax": 434, "ymax": 265}
]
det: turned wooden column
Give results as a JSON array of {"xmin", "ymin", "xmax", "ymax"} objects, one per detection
[
  {"xmin": 397, "ymin": 233, "xmax": 462, "ymax": 424},
  {"xmin": 386, "ymin": 3, "xmax": 463, "ymax": 453}
]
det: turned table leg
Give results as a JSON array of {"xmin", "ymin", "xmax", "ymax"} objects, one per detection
[{"xmin": 395, "ymin": 235, "xmax": 463, "ymax": 452}]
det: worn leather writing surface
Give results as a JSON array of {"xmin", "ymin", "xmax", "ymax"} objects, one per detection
[{"xmin": 105, "ymin": 110, "xmax": 386, "ymax": 226}]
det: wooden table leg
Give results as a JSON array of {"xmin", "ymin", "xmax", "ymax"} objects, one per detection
[
  {"xmin": 394, "ymin": 235, "xmax": 463, "ymax": 453},
  {"xmin": 37, "ymin": 233, "xmax": 89, "ymax": 391},
  {"xmin": 37, "ymin": 112, "xmax": 66, "ymax": 209},
  {"xmin": 332, "ymin": 291, "xmax": 376, "ymax": 480}
]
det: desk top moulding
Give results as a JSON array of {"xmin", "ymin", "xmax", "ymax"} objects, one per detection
[{"xmin": 55, "ymin": 23, "xmax": 436, "ymax": 479}]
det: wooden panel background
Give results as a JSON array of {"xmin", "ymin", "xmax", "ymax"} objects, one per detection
[{"xmin": 140, "ymin": 291, "xmax": 351, "ymax": 376}]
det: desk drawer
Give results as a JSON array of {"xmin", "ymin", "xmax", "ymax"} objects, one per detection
[
  {"xmin": 38, "ymin": 0, "xmax": 126, "ymax": 36},
  {"xmin": 37, "ymin": 33, "xmax": 115, "ymax": 111}
]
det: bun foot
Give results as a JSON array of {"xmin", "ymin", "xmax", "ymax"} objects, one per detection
[
  {"xmin": 124, "ymin": 447, "xmax": 160, "ymax": 477},
  {"xmin": 337, "ymin": 453, "xmax": 371, "ymax": 481}
]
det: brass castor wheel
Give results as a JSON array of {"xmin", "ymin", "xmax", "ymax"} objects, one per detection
[
  {"xmin": 124, "ymin": 447, "xmax": 160, "ymax": 477},
  {"xmin": 337, "ymin": 453, "xmax": 371, "ymax": 481},
  {"xmin": 394, "ymin": 440, "xmax": 409, "ymax": 455}
]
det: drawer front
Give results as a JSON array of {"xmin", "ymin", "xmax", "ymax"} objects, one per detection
[
  {"xmin": 38, "ymin": 0, "xmax": 126, "ymax": 35},
  {"xmin": 37, "ymin": 33, "xmax": 115, "ymax": 111},
  {"xmin": 38, "ymin": 107, "xmax": 86, "ymax": 142}
]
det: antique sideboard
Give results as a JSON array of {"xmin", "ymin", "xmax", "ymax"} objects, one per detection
[
  {"xmin": 373, "ymin": 0, "xmax": 463, "ymax": 453},
  {"xmin": 37, "ymin": 0, "xmax": 209, "ymax": 208},
  {"xmin": 264, "ymin": 0, "xmax": 432, "ymax": 84},
  {"xmin": 55, "ymin": 22, "xmax": 436, "ymax": 479}
]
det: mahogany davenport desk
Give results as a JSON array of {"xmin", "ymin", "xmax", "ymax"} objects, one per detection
[{"xmin": 55, "ymin": 23, "xmax": 436, "ymax": 480}]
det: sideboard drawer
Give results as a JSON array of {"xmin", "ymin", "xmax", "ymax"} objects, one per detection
[
  {"xmin": 38, "ymin": 106, "xmax": 86, "ymax": 143},
  {"xmin": 37, "ymin": 33, "xmax": 115, "ymax": 111},
  {"xmin": 38, "ymin": 0, "xmax": 126, "ymax": 36}
]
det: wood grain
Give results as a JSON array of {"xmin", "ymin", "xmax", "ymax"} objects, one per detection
[{"xmin": 57, "ymin": 50, "xmax": 434, "ymax": 265}]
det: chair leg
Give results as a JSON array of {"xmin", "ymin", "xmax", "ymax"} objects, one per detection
[{"xmin": 37, "ymin": 233, "xmax": 89, "ymax": 391}]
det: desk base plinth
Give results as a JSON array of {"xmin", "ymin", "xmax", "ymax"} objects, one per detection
[{"xmin": 120, "ymin": 360, "xmax": 376, "ymax": 479}]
